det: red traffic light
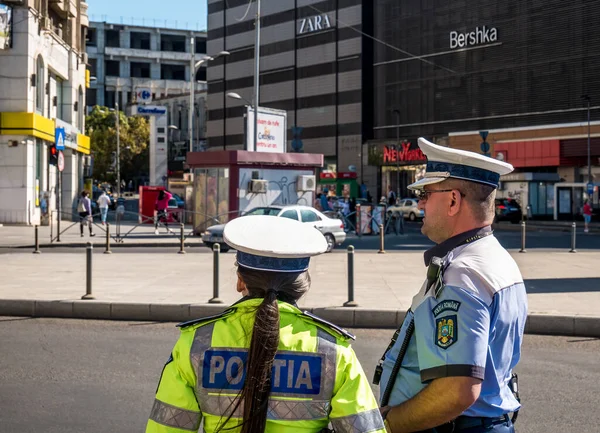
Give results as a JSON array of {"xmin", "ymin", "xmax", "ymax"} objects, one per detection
[{"xmin": 50, "ymin": 146, "xmax": 58, "ymax": 156}]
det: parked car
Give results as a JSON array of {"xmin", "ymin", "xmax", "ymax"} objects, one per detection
[
  {"xmin": 171, "ymin": 193, "xmax": 185, "ymax": 209},
  {"xmin": 495, "ymin": 198, "xmax": 522, "ymax": 223},
  {"xmin": 388, "ymin": 198, "xmax": 424, "ymax": 221},
  {"xmin": 202, "ymin": 205, "xmax": 346, "ymax": 253}
]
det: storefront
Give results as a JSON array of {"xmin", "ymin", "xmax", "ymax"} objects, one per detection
[{"xmin": 368, "ymin": 139, "xmax": 427, "ymax": 201}]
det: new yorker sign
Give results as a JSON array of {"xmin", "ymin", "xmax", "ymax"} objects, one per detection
[
  {"xmin": 298, "ymin": 13, "xmax": 333, "ymax": 35},
  {"xmin": 450, "ymin": 26, "xmax": 498, "ymax": 49}
]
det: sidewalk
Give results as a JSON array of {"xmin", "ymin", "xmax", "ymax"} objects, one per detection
[{"xmin": 1, "ymin": 249, "xmax": 599, "ymax": 337}]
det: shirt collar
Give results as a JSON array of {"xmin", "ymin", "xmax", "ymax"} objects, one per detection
[{"xmin": 423, "ymin": 225, "xmax": 493, "ymax": 266}]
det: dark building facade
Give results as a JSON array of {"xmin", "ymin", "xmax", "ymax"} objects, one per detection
[
  {"xmin": 206, "ymin": 0, "xmax": 373, "ymax": 182},
  {"xmin": 370, "ymin": 0, "xmax": 600, "ymax": 216}
]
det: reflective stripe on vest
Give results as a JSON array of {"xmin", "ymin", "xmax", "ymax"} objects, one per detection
[
  {"xmin": 149, "ymin": 398, "xmax": 202, "ymax": 431},
  {"xmin": 189, "ymin": 323, "xmax": 338, "ymax": 421},
  {"xmin": 331, "ymin": 408, "xmax": 386, "ymax": 433}
]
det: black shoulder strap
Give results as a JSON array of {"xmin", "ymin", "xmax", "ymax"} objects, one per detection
[
  {"xmin": 301, "ymin": 311, "xmax": 356, "ymax": 340},
  {"xmin": 177, "ymin": 308, "xmax": 234, "ymax": 329}
]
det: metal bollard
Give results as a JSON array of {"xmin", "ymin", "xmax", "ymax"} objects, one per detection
[
  {"xmin": 378, "ymin": 224, "xmax": 386, "ymax": 254},
  {"xmin": 178, "ymin": 223, "xmax": 186, "ymax": 254},
  {"xmin": 104, "ymin": 223, "xmax": 112, "ymax": 254},
  {"xmin": 570, "ymin": 222, "xmax": 577, "ymax": 253},
  {"xmin": 33, "ymin": 225, "xmax": 41, "ymax": 254},
  {"xmin": 82, "ymin": 242, "xmax": 95, "ymax": 300},
  {"xmin": 519, "ymin": 221, "xmax": 527, "ymax": 253},
  {"xmin": 343, "ymin": 246, "xmax": 359, "ymax": 307},
  {"xmin": 356, "ymin": 204, "xmax": 362, "ymax": 237},
  {"xmin": 209, "ymin": 243, "xmax": 223, "ymax": 303}
]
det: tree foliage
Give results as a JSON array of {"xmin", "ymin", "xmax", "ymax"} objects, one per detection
[{"xmin": 85, "ymin": 106, "xmax": 150, "ymax": 184}]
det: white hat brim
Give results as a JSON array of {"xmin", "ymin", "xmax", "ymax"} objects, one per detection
[{"xmin": 407, "ymin": 176, "xmax": 447, "ymax": 190}]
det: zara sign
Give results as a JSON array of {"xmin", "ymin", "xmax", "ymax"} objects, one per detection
[{"xmin": 298, "ymin": 14, "xmax": 333, "ymax": 35}]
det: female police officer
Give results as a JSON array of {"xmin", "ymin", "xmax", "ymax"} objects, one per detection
[{"xmin": 146, "ymin": 215, "xmax": 385, "ymax": 433}]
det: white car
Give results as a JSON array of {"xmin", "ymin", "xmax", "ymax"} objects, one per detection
[
  {"xmin": 202, "ymin": 205, "xmax": 346, "ymax": 253},
  {"xmin": 388, "ymin": 198, "xmax": 424, "ymax": 221}
]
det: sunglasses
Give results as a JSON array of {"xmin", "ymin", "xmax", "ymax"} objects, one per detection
[{"xmin": 414, "ymin": 189, "xmax": 465, "ymax": 200}]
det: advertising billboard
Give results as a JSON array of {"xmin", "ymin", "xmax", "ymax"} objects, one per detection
[
  {"xmin": 0, "ymin": 4, "xmax": 12, "ymax": 50},
  {"xmin": 246, "ymin": 106, "xmax": 287, "ymax": 153}
]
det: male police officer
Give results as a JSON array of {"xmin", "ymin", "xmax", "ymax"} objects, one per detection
[{"xmin": 376, "ymin": 138, "xmax": 527, "ymax": 433}]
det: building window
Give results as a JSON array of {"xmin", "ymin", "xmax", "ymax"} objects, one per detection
[
  {"xmin": 130, "ymin": 62, "xmax": 151, "ymax": 78},
  {"xmin": 105, "ymin": 60, "xmax": 120, "ymax": 77},
  {"xmin": 105, "ymin": 29, "xmax": 120, "ymax": 47},
  {"xmin": 35, "ymin": 56, "xmax": 44, "ymax": 113},
  {"xmin": 88, "ymin": 58, "xmax": 97, "ymax": 77},
  {"xmin": 56, "ymin": 77, "xmax": 64, "ymax": 120},
  {"xmin": 161, "ymin": 64, "xmax": 185, "ymax": 80},
  {"xmin": 130, "ymin": 32, "xmax": 151, "ymax": 50},
  {"xmin": 195, "ymin": 68, "xmax": 206, "ymax": 81},
  {"xmin": 160, "ymin": 34, "xmax": 186, "ymax": 52},
  {"xmin": 195, "ymin": 38, "xmax": 207, "ymax": 54},
  {"xmin": 87, "ymin": 28, "xmax": 97, "ymax": 46},
  {"xmin": 86, "ymin": 88, "xmax": 97, "ymax": 108},
  {"xmin": 105, "ymin": 90, "xmax": 116, "ymax": 108}
]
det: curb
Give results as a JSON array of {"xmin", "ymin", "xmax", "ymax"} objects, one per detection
[
  {"xmin": 493, "ymin": 223, "xmax": 599, "ymax": 234},
  {"xmin": 1, "ymin": 299, "xmax": 599, "ymax": 337}
]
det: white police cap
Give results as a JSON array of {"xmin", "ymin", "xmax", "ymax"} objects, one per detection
[
  {"xmin": 223, "ymin": 215, "xmax": 327, "ymax": 272},
  {"xmin": 408, "ymin": 137, "xmax": 514, "ymax": 190}
]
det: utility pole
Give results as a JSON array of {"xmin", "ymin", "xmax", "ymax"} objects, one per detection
[
  {"xmin": 115, "ymin": 101, "xmax": 121, "ymax": 197},
  {"xmin": 393, "ymin": 109, "xmax": 401, "ymax": 201},
  {"xmin": 252, "ymin": 0, "xmax": 261, "ymax": 152},
  {"xmin": 189, "ymin": 36, "xmax": 195, "ymax": 155}
]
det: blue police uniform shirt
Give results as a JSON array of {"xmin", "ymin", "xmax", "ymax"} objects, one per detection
[{"xmin": 380, "ymin": 227, "xmax": 528, "ymax": 417}]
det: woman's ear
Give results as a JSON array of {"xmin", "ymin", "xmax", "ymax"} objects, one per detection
[{"xmin": 236, "ymin": 276, "xmax": 247, "ymax": 294}]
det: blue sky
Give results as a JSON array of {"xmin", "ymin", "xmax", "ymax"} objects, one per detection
[{"xmin": 87, "ymin": 0, "xmax": 207, "ymax": 31}]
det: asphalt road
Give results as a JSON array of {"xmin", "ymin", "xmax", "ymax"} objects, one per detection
[{"xmin": 0, "ymin": 317, "xmax": 597, "ymax": 433}]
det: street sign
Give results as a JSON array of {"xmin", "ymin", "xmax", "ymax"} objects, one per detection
[
  {"xmin": 57, "ymin": 150, "xmax": 65, "ymax": 172},
  {"xmin": 136, "ymin": 88, "xmax": 152, "ymax": 104},
  {"xmin": 587, "ymin": 183, "xmax": 594, "ymax": 195},
  {"xmin": 55, "ymin": 127, "xmax": 66, "ymax": 150}
]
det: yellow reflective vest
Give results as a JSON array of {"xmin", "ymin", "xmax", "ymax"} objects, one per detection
[{"xmin": 146, "ymin": 298, "xmax": 386, "ymax": 433}]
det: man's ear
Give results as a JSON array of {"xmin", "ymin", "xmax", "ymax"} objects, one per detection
[{"xmin": 448, "ymin": 190, "xmax": 462, "ymax": 217}]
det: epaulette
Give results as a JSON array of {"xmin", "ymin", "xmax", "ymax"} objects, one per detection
[
  {"xmin": 177, "ymin": 308, "xmax": 234, "ymax": 329},
  {"xmin": 301, "ymin": 311, "xmax": 356, "ymax": 340}
]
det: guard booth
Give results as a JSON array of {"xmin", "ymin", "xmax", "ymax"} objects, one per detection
[
  {"xmin": 318, "ymin": 171, "xmax": 359, "ymax": 198},
  {"xmin": 186, "ymin": 150, "xmax": 324, "ymax": 234}
]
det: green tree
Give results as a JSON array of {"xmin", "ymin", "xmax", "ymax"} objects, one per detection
[{"xmin": 85, "ymin": 106, "xmax": 150, "ymax": 186}]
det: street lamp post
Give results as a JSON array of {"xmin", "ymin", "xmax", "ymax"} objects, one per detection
[
  {"xmin": 393, "ymin": 109, "xmax": 401, "ymax": 202},
  {"xmin": 582, "ymin": 95, "xmax": 592, "ymax": 185},
  {"xmin": 115, "ymin": 101, "xmax": 120, "ymax": 197},
  {"xmin": 188, "ymin": 50, "xmax": 229, "ymax": 155},
  {"xmin": 227, "ymin": 92, "xmax": 256, "ymax": 150},
  {"xmin": 253, "ymin": 0, "xmax": 261, "ymax": 153}
]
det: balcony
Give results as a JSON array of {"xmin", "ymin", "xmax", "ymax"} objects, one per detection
[
  {"xmin": 105, "ymin": 76, "xmax": 192, "ymax": 93},
  {"xmin": 80, "ymin": 2, "xmax": 89, "ymax": 27},
  {"xmin": 49, "ymin": 0, "xmax": 77, "ymax": 18}
]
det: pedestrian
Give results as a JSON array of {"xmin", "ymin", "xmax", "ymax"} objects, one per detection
[
  {"xmin": 387, "ymin": 185, "xmax": 397, "ymax": 206},
  {"xmin": 128, "ymin": 180, "xmax": 134, "ymax": 194},
  {"xmin": 76, "ymin": 191, "xmax": 95, "ymax": 238},
  {"xmin": 320, "ymin": 188, "xmax": 332, "ymax": 211},
  {"xmin": 154, "ymin": 189, "xmax": 172, "ymax": 235},
  {"xmin": 376, "ymin": 137, "xmax": 527, "ymax": 433},
  {"xmin": 583, "ymin": 199, "xmax": 592, "ymax": 233},
  {"xmin": 97, "ymin": 190, "xmax": 111, "ymax": 225},
  {"xmin": 146, "ymin": 215, "xmax": 385, "ymax": 433}
]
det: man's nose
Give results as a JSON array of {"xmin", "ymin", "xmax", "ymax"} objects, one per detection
[{"xmin": 417, "ymin": 199, "xmax": 426, "ymax": 210}]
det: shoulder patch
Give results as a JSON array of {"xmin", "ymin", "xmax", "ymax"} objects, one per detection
[
  {"xmin": 301, "ymin": 311, "xmax": 356, "ymax": 340},
  {"xmin": 177, "ymin": 308, "xmax": 234, "ymax": 329},
  {"xmin": 432, "ymin": 300, "xmax": 461, "ymax": 317}
]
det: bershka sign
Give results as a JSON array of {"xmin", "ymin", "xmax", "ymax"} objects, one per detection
[
  {"xmin": 298, "ymin": 14, "xmax": 333, "ymax": 35},
  {"xmin": 450, "ymin": 26, "xmax": 498, "ymax": 49},
  {"xmin": 383, "ymin": 142, "xmax": 426, "ymax": 163}
]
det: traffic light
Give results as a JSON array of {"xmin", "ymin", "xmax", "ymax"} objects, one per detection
[{"xmin": 49, "ymin": 145, "xmax": 58, "ymax": 166}]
